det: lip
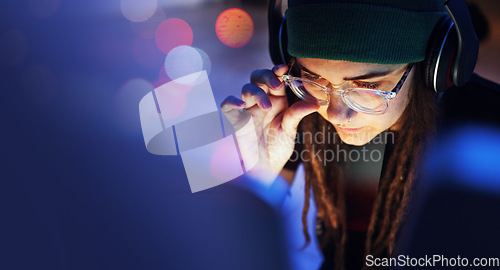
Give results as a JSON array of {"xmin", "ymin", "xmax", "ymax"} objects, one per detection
[{"xmin": 337, "ymin": 126, "xmax": 364, "ymax": 132}]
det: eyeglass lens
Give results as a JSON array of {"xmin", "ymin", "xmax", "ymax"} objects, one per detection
[{"xmin": 288, "ymin": 78, "xmax": 388, "ymax": 112}]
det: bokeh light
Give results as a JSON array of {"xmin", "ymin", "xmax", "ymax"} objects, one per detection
[
  {"xmin": 155, "ymin": 18, "xmax": 193, "ymax": 54},
  {"xmin": 28, "ymin": 0, "xmax": 61, "ymax": 19},
  {"xmin": 164, "ymin": 46, "xmax": 211, "ymax": 85},
  {"xmin": 133, "ymin": 37, "xmax": 164, "ymax": 68},
  {"xmin": 130, "ymin": 7, "xmax": 167, "ymax": 39},
  {"xmin": 20, "ymin": 64, "xmax": 57, "ymax": 107},
  {"xmin": 116, "ymin": 78, "xmax": 155, "ymax": 131},
  {"xmin": 215, "ymin": 8, "xmax": 254, "ymax": 48},
  {"xmin": 121, "ymin": 0, "xmax": 158, "ymax": 23},
  {"xmin": 0, "ymin": 29, "xmax": 29, "ymax": 67},
  {"xmin": 210, "ymin": 135, "xmax": 244, "ymax": 182}
]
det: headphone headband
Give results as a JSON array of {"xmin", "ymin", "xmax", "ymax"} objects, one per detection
[{"xmin": 268, "ymin": 0, "xmax": 285, "ymax": 65}]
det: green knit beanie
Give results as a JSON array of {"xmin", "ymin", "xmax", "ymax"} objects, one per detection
[{"xmin": 286, "ymin": 0, "xmax": 448, "ymax": 64}]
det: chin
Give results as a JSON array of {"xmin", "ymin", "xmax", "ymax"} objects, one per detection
[{"xmin": 336, "ymin": 128, "xmax": 378, "ymax": 146}]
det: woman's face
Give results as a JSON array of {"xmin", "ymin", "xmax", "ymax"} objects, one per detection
[{"xmin": 296, "ymin": 57, "xmax": 413, "ymax": 146}]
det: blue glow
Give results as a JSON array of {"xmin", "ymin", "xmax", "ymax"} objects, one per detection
[{"xmin": 446, "ymin": 126, "xmax": 500, "ymax": 192}]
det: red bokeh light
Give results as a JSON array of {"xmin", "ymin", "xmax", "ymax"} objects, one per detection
[
  {"xmin": 155, "ymin": 18, "xmax": 193, "ymax": 54},
  {"xmin": 215, "ymin": 8, "xmax": 254, "ymax": 48}
]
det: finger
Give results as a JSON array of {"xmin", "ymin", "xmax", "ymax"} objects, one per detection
[
  {"xmin": 251, "ymin": 69, "xmax": 281, "ymax": 90},
  {"xmin": 272, "ymin": 64, "xmax": 289, "ymax": 77},
  {"xmin": 241, "ymin": 83, "xmax": 272, "ymax": 111},
  {"xmin": 271, "ymin": 64, "xmax": 289, "ymax": 96},
  {"xmin": 220, "ymin": 96, "xmax": 247, "ymax": 125},
  {"xmin": 280, "ymin": 101, "xmax": 319, "ymax": 136},
  {"xmin": 261, "ymin": 95, "xmax": 288, "ymax": 126},
  {"xmin": 251, "ymin": 67, "xmax": 287, "ymax": 97},
  {"xmin": 221, "ymin": 95, "xmax": 245, "ymax": 113}
]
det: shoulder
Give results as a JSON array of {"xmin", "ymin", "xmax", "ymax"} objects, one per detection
[{"xmin": 439, "ymin": 74, "xmax": 500, "ymax": 126}]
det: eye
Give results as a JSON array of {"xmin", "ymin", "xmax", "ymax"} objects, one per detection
[
  {"xmin": 302, "ymin": 72, "xmax": 321, "ymax": 81},
  {"xmin": 353, "ymin": 81, "xmax": 380, "ymax": 89},
  {"xmin": 302, "ymin": 72, "xmax": 331, "ymax": 87}
]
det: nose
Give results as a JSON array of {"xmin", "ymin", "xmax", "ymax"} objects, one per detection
[{"xmin": 327, "ymin": 94, "xmax": 352, "ymax": 124}]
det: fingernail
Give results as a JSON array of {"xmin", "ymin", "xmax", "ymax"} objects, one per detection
[
  {"xmin": 272, "ymin": 64, "xmax": 287, "ymax": 74},
  {"xmin": 264, "ymin": 101, "xmax": 272, "ymax": 110},
  {"xmin": 271, "ymin": 78, "xmax": 282, "ymax": 88}
]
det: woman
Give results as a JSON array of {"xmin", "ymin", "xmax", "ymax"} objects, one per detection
[{"xmin": 221, "ymin": 0, "xmax": 483, "ymax": 269}]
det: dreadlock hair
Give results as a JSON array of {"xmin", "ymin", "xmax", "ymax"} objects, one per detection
[{"xmin": 296, "ymin": 60, "xmax": 439, "ymax": 270}]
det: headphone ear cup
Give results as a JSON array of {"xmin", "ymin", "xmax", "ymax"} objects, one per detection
[{"xmin": 425, "ymin": 17, "xmax": 459, "ymax": 93}]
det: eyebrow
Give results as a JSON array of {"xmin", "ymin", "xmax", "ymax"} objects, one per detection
[{"xmin": 296, "ymin": 61, "xmax": 397, "ymax": 81}]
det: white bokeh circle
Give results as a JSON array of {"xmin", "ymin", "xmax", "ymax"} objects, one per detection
[
  {"xmin": 164, "ymin": 46, "xmax": 211, "ymax": 85},
  {"xmin": 121, "ymin": 0, "xmax": 158, "ymax": 23}
]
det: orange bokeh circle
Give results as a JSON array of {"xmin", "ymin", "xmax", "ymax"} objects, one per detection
[{"xmin": 215, "ymin": 8, "xmax": 254, "ymax": 48}]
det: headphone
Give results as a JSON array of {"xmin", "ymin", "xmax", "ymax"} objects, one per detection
[{"xmin": 268, "ymin": 0, "xmax": 479, "ymax": 93}]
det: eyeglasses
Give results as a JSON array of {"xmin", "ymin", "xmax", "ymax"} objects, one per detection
[{"xmin": 282, "ymin": 62, "xmax": 413, "ymax": 114}]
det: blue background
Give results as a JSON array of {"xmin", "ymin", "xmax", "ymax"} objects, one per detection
[{"xmin": 0, "ymin": 1, "xmax": 289, "ymax": 269}]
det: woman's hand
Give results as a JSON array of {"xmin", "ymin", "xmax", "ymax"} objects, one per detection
[{"xmin": 221, "ymin": 64, "xmax": 319, "ymax": 185}]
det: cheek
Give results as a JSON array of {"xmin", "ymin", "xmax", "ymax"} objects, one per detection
[
  {"xmin": 317, "ymin": 106, "xmax": 329, "ymax": 120},
  {"xmin": 316, "ymin": 84, "xmax": 411, "ymax": 133},
  {"xmin": 357, "ymin": 88, "xmax": 411, "ymax": 130},
  {"xmin": 383, "ymin": 84, "xmax": 411, "ymax": 127}
]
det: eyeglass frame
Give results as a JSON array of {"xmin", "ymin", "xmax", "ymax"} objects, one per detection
[{"xmin": 282, "ymin": 60, "xmax": 413, "ymax": 114}]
